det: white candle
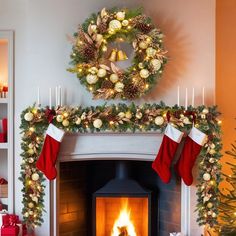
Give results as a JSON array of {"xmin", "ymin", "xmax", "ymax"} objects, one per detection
[
  {"xmin": 37, "ymin": 87, "xmax": 40, "ymax": 107},
  {"xmin": 55, "ymin": 86, "xmax": 58, "ymax": 106},
  {"xmin": 177, "ymin": 86, "xmax": 180, "ymax": 106},
  {"xmin": 185, "ymin": 88, "xmax": 188, "ymax": 110},
  {"xmin": 58, "ymin": 86, "xmax": 61, "ymax": 106},
  {"xmin": 49, "ymin": 88, "xmax": 52, "ymax": 109},
  {"xmin": 192, "ymin": 87, "xmax": 195, "ymax": 107},
  {"xmin": 202, "ymin": 87, "xmax": 205, "ymax": 105}
]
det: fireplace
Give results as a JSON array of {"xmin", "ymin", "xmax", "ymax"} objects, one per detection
[{"xmin": 93, "ymin": 161, "xmax": 152, "ymax": 236}]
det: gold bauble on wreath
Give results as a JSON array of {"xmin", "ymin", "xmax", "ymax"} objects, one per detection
[{"xmin": 68, "ymin": 7, "xmax": 167, "ymax": 100}]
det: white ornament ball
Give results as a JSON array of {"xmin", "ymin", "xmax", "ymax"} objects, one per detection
[
  {"xmin": 97, "ymin": 68, "xmax": 107, "ymax": 78},
  {"xmin": 93, "ymin": 119, "xmax": 103, "ymax": 129},
  {"xmin": 125, "ymin": 111, "xmax": 132, "ymax": 119},
  {"xmin": 28, "ymin": 149, "xmax": 34, "ymax": 155},
  {"xmin": 75, "ymin": 117, "xmax": 81, "ymax": 125},
  {"xmin": 140, "ymin": 69, "xmax": 150, "ymax": 78},
  {"xmin": 86, "ymin": 74, "xmax": 98, "ymax": 84},
  {"xmin": 29, "ymin": 211, "xmax": 34, "ymax": 216},
  {"xmin": 31, "ymin": 173, "xmax": 39, "ymax": 181},
  {"xmin": 28, "ymin": 158, "xmax": 34, "ymax": 164},
  {"xmin": 150, "ymin": 59, "xmax": 162, "ymax": 71},
  {"xmin": 146, "ymin": 47, "xmax": 157, "ymax": 57},
  {"xmin": 207, "ymin": 202, "xmax": 213, "ymax": 208},
  {"xmin": 208, "ymin": 211, "xmax": 212, "ymax": 216},
  {"xmin": 202, "ymin": 108, "xmax": 209, "ymax": 114},
  {"xmin": 32, "ymin": 196, "xmax": 38, "ymax": 203},
  {"xmin": 56, "ymin": 115, "xmax": 63, "ymax": 123},
  {"xmin": 135, "ymin": 112, "xmax": 143, "ymax": 119},
  {"xmin": 139, "ymin": 41, "xmax": 148, "ymax": 49},
  {"xmin": 122, "ymin": 20, "xmax": 129, "ymax": 27},
  {"xmin": 209, "ymin": 158, "xmax": 215, "ymax": 163},
  {"xmin": 116, "ymin": 11, "xmax": 125, "ymax": 21},
  {"xmin": 28, "ymin": 202, "xmax": 34, "ymax": 208},
  {"xmin": 210, "ymin": 143, "xmax": 216, "ymax": 149},
  {"xmin": 115, "ymin": 82, "xmax": 124, "ymax": 92},
  {"xmin": 109, "ymin": 20, "xmax": 122, "ymax": 31},
  {"xmin": 212, "ymin": 212, "xmax": 217, "ymax": 218},
  {"xmin": 118, "ymin": 112, "xmax": 125, "ymax": 119},
  {"xmin": 203, "ymin": 173, "xmax": 211, "ymax": 181},
  {"xmin": 24, "ymin": 212, "xmax": 29, "ymax": 218},
  {"xmin": 62, "ymin": 119, "xmax": 69, "ymax": 127},
  {"xmin": 183, "ymin": 117, "xmax": 191, "ymax": 124},
  {"xmin": 110, "ymin": 74, "xmax": 119, "ymax": 83},
  {"xmin": 155, "ymin": 116, "xmax": 164, "ymax": 126},
  {"xmin": 24, "ymin": 112, "xmax": 34, "ymax": 122},
  {"xmin": 90, "ymin": 66, "xmax": 98, "ymax": 75}
]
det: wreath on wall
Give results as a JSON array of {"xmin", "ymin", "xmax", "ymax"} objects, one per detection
[{"xmin": 68, "ymin": 8, "xmax": 167, "ymax": 100}]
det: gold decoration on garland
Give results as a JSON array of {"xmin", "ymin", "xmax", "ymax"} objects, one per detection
[
  {"xmin": 68, "ymin": 7, "xmax": 167, "ymax": 100},
  {"xmin": 20, "ymin": 103, "xmax": 222, "ymax": 229}
]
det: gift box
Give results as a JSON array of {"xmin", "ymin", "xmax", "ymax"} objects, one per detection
[
  {"xmin": 0, "ymin": 185, "xmax": 7, "ymax": 198},
  {"xmin": 0, "ymin": 119, "xmax": 7, "ymax": 143},
  {"xmin": 1, "ymin": 214, "xmax": 20, "ymax": 236}
]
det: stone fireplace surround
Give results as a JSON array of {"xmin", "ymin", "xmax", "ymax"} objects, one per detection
[{"xmin": 50, "ymin": 133, "xmax": 202, "ymax": 236}]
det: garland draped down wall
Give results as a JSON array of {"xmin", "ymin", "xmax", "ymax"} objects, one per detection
[{"xmin": 19, "ymin": 102, "xmax": 222, "ymax": 229}]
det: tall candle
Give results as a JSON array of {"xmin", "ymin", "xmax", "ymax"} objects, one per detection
[
  {"xmin": 58, "ymin": 86, "xmax": 61, "ymax": 106},
  {"xmin": 192, "ymin": 87, "xmax": 195, "ymax": 107},
  {"xmin": 37, "ymin": 87, "xmax": 40, "ymax": 107},
  {"xmin": 177, "ymin": 86, "xmax": 180, "ymax": 106},
  {"xmin": 202, "ymin": 87, "xmax": 205, "ymax": 105},
  {"xmin": 185, "ymin": 88, "xmax": 188, "ymax": 110},
  {"xmin": 55, "ymin": 86, "xmax": 58, "ymax": 106},
  {"xmin": 49, "ymin": 88, "xmax": 52, "ymax": 109}
]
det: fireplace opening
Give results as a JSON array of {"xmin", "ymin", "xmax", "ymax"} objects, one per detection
[
  {"xmin": 93, "ymin": 161, "xmax": 151, "ymax": 236},
  {"xmin": 59, "ymin": 160, "xmax": 181, "ymax": 236}
]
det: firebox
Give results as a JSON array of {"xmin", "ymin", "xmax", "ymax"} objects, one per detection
[{"xmin": 93, "ymin": 161, "xmax": 152, "ymax": 236}]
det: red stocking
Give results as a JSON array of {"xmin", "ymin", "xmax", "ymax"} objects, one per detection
[
  {"xmin": 152, "ymin": 124, "xmax": 184, "ymax": 183},
  {"xmin": 175, "ymin": 127, "xmax": 207, "ymax": 186},
  {"xmin": 36, "ymin": 124, "xmax": 65, "ymax": 180}
]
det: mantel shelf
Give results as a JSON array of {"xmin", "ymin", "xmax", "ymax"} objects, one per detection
[
  {"xmin": 0, "ymin": 143, "xmax": 8, "ymax": 149},
  {"xmin": 0, "ymin": 98, "xmax": 8, "ymax": 104}
]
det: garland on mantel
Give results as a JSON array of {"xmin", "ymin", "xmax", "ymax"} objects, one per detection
[{"xmin": 19, "ymin": 102, "xmax": 222, "ymax": 229}]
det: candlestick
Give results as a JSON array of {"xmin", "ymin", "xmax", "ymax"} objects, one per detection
[
  {"xmin": 177, "ymin": 86, "xmax": 180, "ymax": 106},
  {"xmin": 192, "ymin": 87, "xmax": 195, "ymax": 107},
  {"xmin": 185, "ymin": 88, "xmax": 188, "ymax": 110},
  {"xmin": 58, "ymin": 86, "xmax": 61, "ymax": 106},
  {"xmin": 37, "ymin": 87, "xmax": 40, "ymax": 107},
  {"xmin": 202, "ymin": 87, "xmax": 205, "ymax": 105},
  {"xmin": 49, "ymin": 88, "xmax": 52, "ymax": 109},
  {"xmin": 55, "ymin": 86, "xmax": 58, "ymax": 106}
]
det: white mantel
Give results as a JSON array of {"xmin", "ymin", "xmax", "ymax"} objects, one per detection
[{"xmin": 50, "ymin": 133, "xmax": 202, "ymax": 236}]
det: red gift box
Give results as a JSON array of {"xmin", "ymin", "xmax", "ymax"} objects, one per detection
[
  {"xmin": 0, "ymin": 118, "xmax": 7, "ymax": 143},
  {"xmin": 1, "ymin": 214, "xmax": 20, "ymax": 236}
]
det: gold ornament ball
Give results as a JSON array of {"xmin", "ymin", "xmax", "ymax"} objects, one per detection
[
  {"xmin": 209, "ymin": 158, "xmax": 215, "ymax": 163},
  {"xmin": 183, "ymin": 117, "xmax": 191, "ymax": 124},
  {"xmin": 32, "ymin": 196, "xmax": 38, "ymax": 203},
  {"xmin": 115, "ymin": 82, "xmax": 124, "ymax": 92},
  {"xmin": 210, "ymin": 143, "xmax": 215, "ymax": 149},
  {"xmin": 155, "ymin": 116, "xmax": 164, "ymax": 126},
  {"xmin": 56, "ymin": 115, "xmax": 64, "ymax": 123},
  {"xmin": 93, "ymin": 118, "xmax": 103, "ymax": 129},
  {"xmin": 62, "ymin": 119, "xmax": 69, "ymax": 127},
  {"xmin": 122, "ymin": 20, "xmax": 129, "ymax": 27},
  {"xmin": 212, "ymin": 212, "xmax": 217, "ymax": 218},
  {"xmin": 140, "ymin": 69, "xmax": 150, "ymax": 79},
  {"xmin": 90, "ymin": 24, "xmax": 97, "ymax": 32},
  {"xmin": 90, "ymin": 66, "xmax": 98, "ymax": 75},
  {"xmin": 116, "ymin": 11, "xmax": 125, "ymax": 21},
  {"xmin": 97, "ymin": 68, "xmax": 107, "ymax": 78},
  {"xmin": 125, "ymin": 111, "xmax": 132, "ymax": 119},
  {"xmin": 146, "ymin": 47, "xmax": 157, "ymax": 57},
  {"xmin": 28, "ymin": 143, "xmax": 34, "ymax": 149},
  {"xmin": 203, "ymin": 173, "xmax": 211, "ymax": 181},
  {"xmin": 86, "ymin": 74, "xmax": 98, "ymax": 84},
  {"xmin": 207, "ymin": 202, "xmax": 213, "ymax": 208},
  {"xmin": 32, "ymin": 173, "xmax": 39, "ymax": 181},
  {"xmin": 24, "ymin": 112, "xmax": 34, "ymax": 122},
  {"xmin": 28, "ymin": 202, "xmax": 34, "ymax": 208},
  {"xmin": 202, "ymin": 108, "xmax": 209, "ymax": 114},
  {"xmin": 109, "ymin": 20, "xmax": 122, "ymax": 31},
  {"xmin": 150, "ymin": 59, "xmax": 162, "ymax": 71},
  {"xmin": 138, "ymin": 63, "xmax": 144, "ymax": 69},
  {"xmin": 209, "ymin": 149, "xmax": 216, "ymax": 155},
  {"xmin": 110, "ymin": 74, "xmax": 119, "ymax": 83},
  {"xmin": 28, "ymin": 149, "xmax": 34, "ymax": 155},
  {"xmin": 24, "ymin": 212, "xmax": 29, "ymax": 218},
  {"xmin": 29, "ymin": 211, "xmax": 34, "ymax": 216},
  {"xmin": 118, "ymin": 112, "xmax": 125, "ymax": 119},
  {"xmin": 135, "ymin": 112, "xmax": 143, "ymax": 119},
  {"xmin": 75, "ymin": 117, "xmax": 81, "ymax": 125},
  {"xmin": 139, "ymin": 41, "xmax": 148, "ymax": 49}
]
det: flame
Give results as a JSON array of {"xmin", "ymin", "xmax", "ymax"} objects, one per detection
[{"xmin": 111, "ymin": 199, "xmax": 137, "ymax": 236}]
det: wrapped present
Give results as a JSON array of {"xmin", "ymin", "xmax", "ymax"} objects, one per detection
[{"xmin": 1, "ymin": 214, "xmax": 20, "ymax": 236}]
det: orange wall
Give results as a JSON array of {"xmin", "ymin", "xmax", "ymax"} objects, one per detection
[{"xmin": 216, "ymin": 1, "xmax": 236, "ymax": 177}]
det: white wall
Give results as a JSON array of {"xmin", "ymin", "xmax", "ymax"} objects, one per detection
[{"xmin": 0, "ymin": 0, "xmax": 215, "ymax": 235}]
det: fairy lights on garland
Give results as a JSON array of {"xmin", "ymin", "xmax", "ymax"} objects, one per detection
[
  {"xmin": 20, "ymin": 103, "xmax": 222, "ymax": 229},
  {"xmin": 68, "ymin": 7, "xmax": 167, "ymax": 100}
]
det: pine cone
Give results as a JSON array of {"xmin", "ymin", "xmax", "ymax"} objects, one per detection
[
  {"xmin": 101, "ymin": 80, "xmax": 114, "ymax": 89},
  {"xmin": 98, "ymin": 22, "xmax": 107, "ymax": 34},
  {"xmin": 136, "ymin": 22, "xmax": 153, "ymax": 34},
  {"xmin": 124, "ymin": 83, "xmax": 139, "ymax": 100},
  {"xmin": 106, "ymin": 114, "xmax": 117, "ymax": 122},
  {"xmin": 82, "ymin": 45, "xmax": 96, "ymax": 61}
]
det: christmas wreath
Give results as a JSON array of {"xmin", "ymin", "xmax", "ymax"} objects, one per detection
[{"xmin": 68, "ymin": 7, "xmax": 167, "ymax": 100}]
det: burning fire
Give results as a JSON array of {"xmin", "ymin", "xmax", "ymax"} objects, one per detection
[{"xmin": 111, "ymin": 199, "xmax": 137, "ymax": 236}]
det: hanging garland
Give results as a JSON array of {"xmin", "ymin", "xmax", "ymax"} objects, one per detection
[
  {"xmin": 19, "ymin": 103, "xmax": 222, "ymax": 229},
  {"xmin": 68, "ymin": 7, "xmax": 167, "ymax": 100}
]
